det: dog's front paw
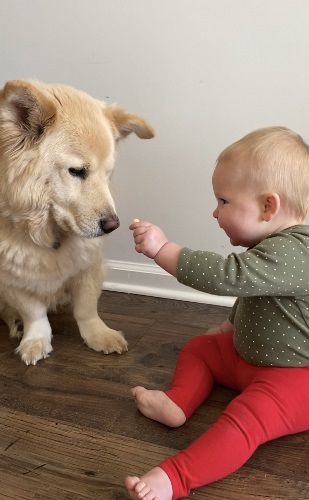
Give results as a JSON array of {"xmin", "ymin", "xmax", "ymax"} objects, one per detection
[
  {"xmin": 15, "ymin": 338, "xmax": 53, "ymax": 365},
  {"xmin": 79, "ymin": 319, "xmax": 128, "ymax": 354},
  {"xmin": 86, "ymin": 328, "xmax": 128, "ymax": 354}
]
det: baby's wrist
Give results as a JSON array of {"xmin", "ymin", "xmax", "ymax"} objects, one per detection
[
  {"xmin": 154, "ymin": 241, "xmax": 181, "ymax": 277},
  {"xmin": 153, "ymin": 240, "xmax": 169, "ymax": 260}
]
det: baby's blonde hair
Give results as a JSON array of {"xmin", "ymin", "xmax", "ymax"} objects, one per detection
[{"xmin": 216, "ymin": 126, "xmax": 309, "ymax": 219}]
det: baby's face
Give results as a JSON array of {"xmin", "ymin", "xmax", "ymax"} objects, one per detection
[{"xmin": 212, "ymin": 160, "xmax": 268, "ymax": 247}]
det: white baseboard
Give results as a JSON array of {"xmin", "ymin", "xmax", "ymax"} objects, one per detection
[{"xmin": 103, "ymin": 260, "xmax": 235, "ymax": 308}]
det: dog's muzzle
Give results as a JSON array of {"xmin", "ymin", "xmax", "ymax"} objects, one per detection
[{"xmin": 100, "ymin": 214, "xmax": 120, "ymax": 234}]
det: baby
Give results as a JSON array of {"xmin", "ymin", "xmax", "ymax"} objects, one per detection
[{"xmin": 125, "ymin": 126, "xmax": 309, "ymax": 500}]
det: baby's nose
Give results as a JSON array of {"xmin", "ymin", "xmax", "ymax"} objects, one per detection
[{"xmin": 213, "ymin": 207, "xmax": 218, "ymax": 219}]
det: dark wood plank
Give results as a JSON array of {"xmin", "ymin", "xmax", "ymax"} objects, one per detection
[{"xmin": 0, "ymin": 291, "xmax": 308, "ymax": 499}]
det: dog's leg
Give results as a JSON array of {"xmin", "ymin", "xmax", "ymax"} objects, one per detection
[
  {"xmin": 16, "ymin": 316, "xmax": 53, "ymax": 365},
  {"xmin": 0, "ymin": 303, "xmax": 23, "ymax": 339},
  {"xmin": 71, "ymin": 260, "xmax": 128, "ymax": 355},
  {"xmin": 8, "ymin": 295, "xmax": 53, "ymax": 365}
]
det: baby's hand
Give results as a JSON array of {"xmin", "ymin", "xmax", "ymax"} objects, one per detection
[
  {"xmin": 204, "ymin": 319, "xmax": 234, "ymax": 336},
  {"xmin": 129, "ymin": 220, "xmax": 168, "ymax": 259},
  {"xmin": 204, "ymin": 326, "xmax": 224, "ymax": 336}
]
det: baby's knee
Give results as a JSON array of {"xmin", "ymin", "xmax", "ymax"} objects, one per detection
[{"xmin": 182, "ymin": 334, "xmax": 216, "ymax": 354}]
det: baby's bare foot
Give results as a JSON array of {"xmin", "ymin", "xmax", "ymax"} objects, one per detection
[
  {"xmin": 131, "ymin": 386, "xmax": 186, "ymax": 427},
  {"xmin": 125, "ymin": 467, "xmax": 173, "ymax": 500}
]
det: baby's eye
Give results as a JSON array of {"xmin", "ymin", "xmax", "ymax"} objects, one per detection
[{"xmin": 219, "ymin": 198, "xmax": 227, "ymax": 205}]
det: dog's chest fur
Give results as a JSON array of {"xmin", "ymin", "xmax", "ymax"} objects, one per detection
[{"xmin": 0, "ymin": 223, "xmax": 102, "ymax": 297}]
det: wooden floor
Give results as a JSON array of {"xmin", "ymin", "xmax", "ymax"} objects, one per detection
[{"xmin": 0, "ymin": 291, "xmax": 308, "ymax": 500}]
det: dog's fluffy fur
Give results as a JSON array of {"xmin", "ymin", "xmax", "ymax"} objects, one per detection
[{"xmin": 0, "ymin": 79, "xmax": 155, "ymax": 365}]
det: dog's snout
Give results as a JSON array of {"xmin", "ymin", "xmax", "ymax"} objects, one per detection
[{"xmin": 100, "ymin": 215, "xmax": 120, "ymax": 234}]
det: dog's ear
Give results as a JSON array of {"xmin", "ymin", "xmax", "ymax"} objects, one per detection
[
  {"xmin": 104, "ymin": 104, "xmax": 155, "ymax": 141},
  {"xmin": 0, "ymin": 80, "xmax": 56, "ymax": 145}
]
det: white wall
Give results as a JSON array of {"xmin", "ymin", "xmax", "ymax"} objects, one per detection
[{"xmin": 1, "ymin": 0, "xmax": 309, "ymax": 306}]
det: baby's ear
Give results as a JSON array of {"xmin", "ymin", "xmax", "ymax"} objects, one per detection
[
  {"xmin": 262, "ymin": 193, "xmax": 280, "ymax": 221},
  {"xmin": 104, "ymin": 104, "xmax": 155, "ymax": 141}
]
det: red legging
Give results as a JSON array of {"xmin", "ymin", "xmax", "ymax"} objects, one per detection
[{"xmin": 158, "ymin": 333, "xmax": 309, "ymax": 499}]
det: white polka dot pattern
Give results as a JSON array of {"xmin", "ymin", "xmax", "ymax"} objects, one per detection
[{"xmin": 177, "ymin": 225, "xmax": 309, "ymax": 367}]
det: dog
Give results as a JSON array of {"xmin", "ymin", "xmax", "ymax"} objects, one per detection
[{"xmin": 0, "ymin": 79, "xmax": 155, "ymax": 365}]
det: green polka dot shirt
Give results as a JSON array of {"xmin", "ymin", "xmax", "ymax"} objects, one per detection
[{"xmin": 176, "ymin": 225, "xmax": 309, "ymax": 367}]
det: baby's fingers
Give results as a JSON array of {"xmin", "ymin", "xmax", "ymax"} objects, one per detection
[{"xmin": 129, "ymin": 220, "xmax": 151, "ymax": 230}]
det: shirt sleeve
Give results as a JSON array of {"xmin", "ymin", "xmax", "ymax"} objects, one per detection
[{"xmin": 176, "ymin": 231, "xmax": 309, "ymax": 297}]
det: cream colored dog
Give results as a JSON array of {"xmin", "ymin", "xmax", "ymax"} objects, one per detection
[{"xmin": 0, "ymin": 80, "xmax": 155, "ymax": 365}]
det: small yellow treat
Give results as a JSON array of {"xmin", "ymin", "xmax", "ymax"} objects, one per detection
[{"xmin": 132, "ymin": 218, "xmax": 140, "ymax": 223}]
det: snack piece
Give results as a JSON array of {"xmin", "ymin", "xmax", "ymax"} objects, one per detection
[{"xmin": 132, "ymin": 219, "xmax": 140, "ymax": 223}]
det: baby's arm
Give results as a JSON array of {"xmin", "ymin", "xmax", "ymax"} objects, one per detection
[{"xmin": 154, "ymin": 241, "xmax": 182, "ymax": 276}]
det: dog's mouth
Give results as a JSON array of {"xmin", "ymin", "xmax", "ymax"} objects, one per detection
[
  {"xmin": 87, "ymin": 215, "xmax": 120, "ymax": 238},
  {"xmin": 50, "ymin": 206, "xmax": 120, "ymax": 242},
  {"xmin": 51, "ymin": 217, "xmax": 120, "ymax": 247}
]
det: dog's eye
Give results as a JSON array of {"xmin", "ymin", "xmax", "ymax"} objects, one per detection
[{"xmin": 68, "ymin": 167, "xmax": 87, "ymax": 180}]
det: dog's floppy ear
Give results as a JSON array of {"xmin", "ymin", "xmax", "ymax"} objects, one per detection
[
  {"xmin": 104, "ymin": 104, "xmax": 155, "ymax": 141},
  {"xmin": 0, "ymin": 80, "xmax": 56, "ymax": 146}
]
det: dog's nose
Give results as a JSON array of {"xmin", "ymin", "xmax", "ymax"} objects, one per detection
[{"xmin": 100, "ymin": 215, "xmax": 120, "ymax": 234}]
